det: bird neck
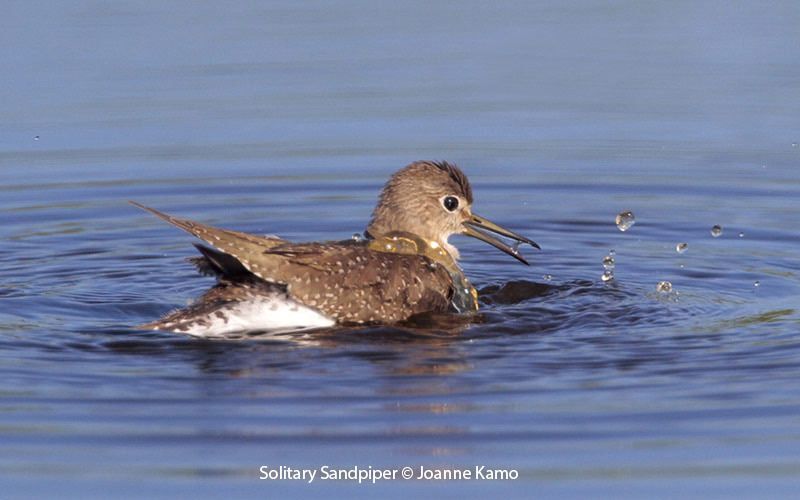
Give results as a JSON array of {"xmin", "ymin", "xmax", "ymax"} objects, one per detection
[{"xmin": 365, "ymin": 231, "xmax": 456, "ymax": 270}]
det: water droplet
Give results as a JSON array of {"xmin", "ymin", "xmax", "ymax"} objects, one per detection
[
  {"xmin": 792, "ymin": 142, "xmax": 798, "ymax": 148},
  {"xmin": 738, "ymin": 232, "xmax": 744, "ymax": 238},
  {"xmin": 511, "ymin": 241, "xmax": 521, "ymax": 255},
  {"xmin": 615, "ymin": 211, "xmax": 635, "ymax": 231},
  {"xmin": 602, "ymin": 255, "xmax": 615, "ymax": 270},
  {"xmin": 656, "ymin": 281, "xmax": 672, "ymax": 293},
  {"xmin": 33, "ymin": 135, "xmax": 40, "ymax": 141},
  {"xmin": 753, "ymin": 280, "xmax": 760, "ymax": 288},
  {"xmin": 351, "ymin": 232, "xmax": 364, "ymax": 242},
  {"xmin": 711, "ymin": 225, "xmax": 723, "ymax": 237},
  {"xmin": 601, "ymin": 270, "xmax": 614, "ymax": 282},
  {"xmin": 608, "ymin": 249, "xmax": 616, "ymax": 256},
  {"xmin": 385, "ymin": 243, "xmax": 394, "ymax": 251},
  {"xmin": 543, "ymin": 274, "xmax": 552, "ymax": 282},
  {"xmin": 676, "ymin": 242, "xmax": 688, "ymax": 253}
]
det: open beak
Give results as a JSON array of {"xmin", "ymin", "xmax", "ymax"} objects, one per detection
[{"xmin": 462, "ymin": 214, "xmax": 540, "ymax": 265}]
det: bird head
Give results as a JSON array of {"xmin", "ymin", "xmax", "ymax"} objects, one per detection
[{"xmin": 366, "ymin": 161, "xmax": 539, "ymax": 264}]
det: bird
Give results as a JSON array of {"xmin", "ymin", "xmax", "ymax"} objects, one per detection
[{"xmin": 131, "ymin": 161, "xmax": 539, "ymax": 337}]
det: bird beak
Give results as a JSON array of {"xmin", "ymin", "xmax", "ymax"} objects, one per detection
[{"xmin": 462, "ymin": 214, "xmax": 540, "ymax": 265}]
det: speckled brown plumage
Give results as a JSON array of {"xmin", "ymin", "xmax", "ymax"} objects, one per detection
[{"xmin": 131, "ymin": 202, "xmax": 454, "ymax": 325}]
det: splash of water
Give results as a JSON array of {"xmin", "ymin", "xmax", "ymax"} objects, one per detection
[{"xmin": 616, "ymin": 211, "xmax": 635, "ymax": 231}]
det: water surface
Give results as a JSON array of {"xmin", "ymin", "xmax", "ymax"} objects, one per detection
[{"xmin": 2, "ymin": 1, "xmax": 800, "ymax": 498}]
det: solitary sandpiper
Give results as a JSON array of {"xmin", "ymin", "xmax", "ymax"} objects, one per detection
[{"xmin": 131, "ymin": 161, "xmax": 539, "ymax": 337}]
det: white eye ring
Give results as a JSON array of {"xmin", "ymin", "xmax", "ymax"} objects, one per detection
[{"xmin": 441, "ymin": 195, "xmax": 460, "ymax": 212}]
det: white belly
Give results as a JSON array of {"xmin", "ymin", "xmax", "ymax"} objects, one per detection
[{"xmin": 156, "ymin": 296, "xmax": 335, "ymax": 339}]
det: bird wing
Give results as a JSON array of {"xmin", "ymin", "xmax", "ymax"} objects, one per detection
[
  {"xmin": 261, "ymin": 242, "xmax": 454, "ymax": 323},
  {"xmin": 132, "ymin": 202, "xmax": 454, "ymax": 323},
  {"xmin": 130, "ymin": 201, "xmax": 287, "ymax": 275}
]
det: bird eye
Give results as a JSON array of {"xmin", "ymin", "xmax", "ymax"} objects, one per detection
[{"xmin": 442, "ymin": 196, "xmax": 459, "ymax": 212}]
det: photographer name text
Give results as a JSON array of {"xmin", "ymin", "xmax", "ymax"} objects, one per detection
[{"xmin": 259, "ymin": 465, "xmax": 519, "ymax": 483}]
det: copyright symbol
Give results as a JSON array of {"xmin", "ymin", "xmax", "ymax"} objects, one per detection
[{"xmin": 401, "ymin": 467, "xmax": 414, "ymax": 479}]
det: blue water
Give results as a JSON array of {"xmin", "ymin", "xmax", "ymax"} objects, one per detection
[{"xmin": 2, "ymin": 2, "xmax": 800, "ymax": 498}]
